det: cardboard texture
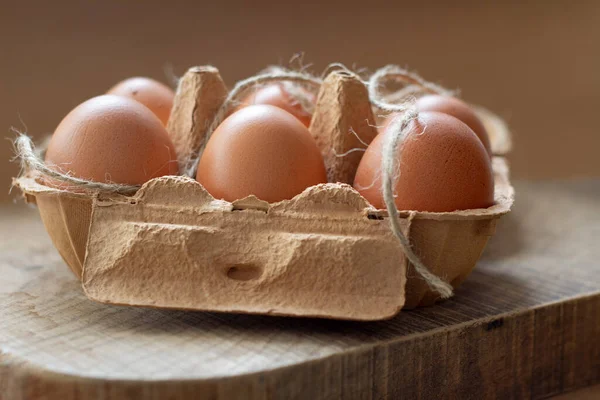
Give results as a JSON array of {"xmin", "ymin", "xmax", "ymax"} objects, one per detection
[
  {"xmin": 85, "ymin": 180, "xmax": 409, "ymax": 320},
  {"xmin": 15, "ymin": 66, "xmax": 514, "ymax": 320},
  {"xmin": 166, "ymin": 66, "xmax": 228, "ymax": 171},
  {"xmin": 310, "ymin": 70, "xmax": 379, "ymax": 184}
]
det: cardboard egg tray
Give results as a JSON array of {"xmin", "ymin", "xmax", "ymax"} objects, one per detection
[{"xmin": 15, "ymin": 66, "xmax": 514, "ymax": 321}]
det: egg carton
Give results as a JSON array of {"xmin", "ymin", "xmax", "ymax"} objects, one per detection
[{"xmin": 15, "ymin": 66, "xmax": 514, "ymax": 321}]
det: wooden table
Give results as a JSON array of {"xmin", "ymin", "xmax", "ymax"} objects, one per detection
[{"xmin": 1, "ymin": 180, "xmax": 599, "ymax": 400}]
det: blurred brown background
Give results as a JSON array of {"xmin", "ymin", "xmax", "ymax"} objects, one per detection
[{"xmin": 2, "ymin": 1, "xmax": 599, "ymax": 203}]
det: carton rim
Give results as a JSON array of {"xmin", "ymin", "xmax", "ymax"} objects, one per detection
[{"xmin": 15, "ymin": 156, "xmax": 513, "ymax": 222}]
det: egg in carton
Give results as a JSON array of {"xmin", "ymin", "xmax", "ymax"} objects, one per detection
[{"xmin": 15, "ymin": 66, "xmax": 514, "ymax": 320}]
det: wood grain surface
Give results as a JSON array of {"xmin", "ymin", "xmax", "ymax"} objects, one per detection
[{"xmin": 1, "ymin": 180, "xmax": 599, "ymax": 399}]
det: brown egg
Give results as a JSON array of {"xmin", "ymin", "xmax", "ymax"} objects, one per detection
[
  {"xmin": 239, "ymin": 83, "xmax": 315, "ymax": 127},
  {"xmin": 197, "ymin": 105, "xmax": 327, "ymax": 203},
  {"xmin": 354, "ymin": 111, "xmax": 494, "ymax": 212},
  {"xmin": 107, "ymin": 77, "xmax": 175, "ymax": 126},
  {"xmin": 45, "ymin": 95, "xmax": 179, "ymax": 186},
  {"xmin": 415, "ymin": 95, "xmax": 492, "ymax": 156}
]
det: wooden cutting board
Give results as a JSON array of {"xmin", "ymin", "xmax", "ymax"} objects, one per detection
[{"xmin": 1, "ymin": 180, "xmax": 599, "ymax": 400}]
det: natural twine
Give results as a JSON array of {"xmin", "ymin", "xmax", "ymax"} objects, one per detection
[
  {"xmin": 184, "ymin": 68, "xmax": 323, "ymax": 177},
  {"xmin": 13, "ymin": 134, "xmax": 141, "ymax": 195},
  {"xmin": 14, "ymin": 64, "xmax": 454, "ymax": 299},
  {"xmin": 369, "ymin": 64, "xmax": 454, "ymax": 101},
  {"xmin": 368, "ymin": 67, "xmax": 454, "ymax": 299},
  {"xmin": 260, "ymin": 65, "xmax": 318, "ymax": 115}
]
